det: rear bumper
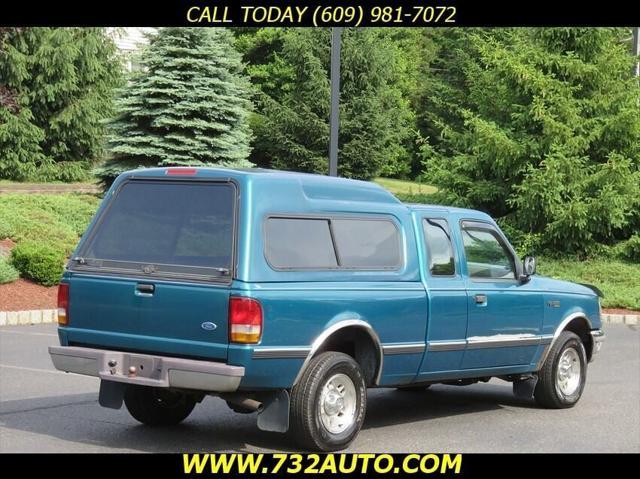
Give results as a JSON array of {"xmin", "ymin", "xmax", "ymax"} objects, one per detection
[
  {"xmin": 590, "ymin": 329, "xmax": 605, "ymax": 360},
  {"xmin": 49, "ymin": 346, "xmax": 244, "ymax": 392}
]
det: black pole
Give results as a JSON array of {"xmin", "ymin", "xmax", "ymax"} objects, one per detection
[{"xmin": 329, "ymin": 27, "xmax": 342, "ymax": 177}]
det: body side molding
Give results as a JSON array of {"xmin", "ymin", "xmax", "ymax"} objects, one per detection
[{"xmin": 382, "ymin": 342, "xmax": 426, "ymax": 355}]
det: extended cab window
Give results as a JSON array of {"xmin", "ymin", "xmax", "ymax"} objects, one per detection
[
  {"xmin": 423, "ymin": 218, "xmax": 455, "ymax": 276},
  {"xmin": 77, "ymin": 181, "xmax": 235, "ymax": 279},
  {"xmin": 264, "ymin": 216, "xmax": 401, "ymax": 270},
  {"xmin": 331, "ymin": 219, "xmax": 400, "ymax": 269},
  {"xmin": 461, "ymin": 222, "xmax": 516, "ymax": 280}
]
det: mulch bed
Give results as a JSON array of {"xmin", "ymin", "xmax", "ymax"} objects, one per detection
[
  {"xmin": 0, "ymin": 278, "xmax": 58, "ymax": 311},
  {"xmin": 0, "ymin": 238, "xmax": 16, "ymax": 258}
]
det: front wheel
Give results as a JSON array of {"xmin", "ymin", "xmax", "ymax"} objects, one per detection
[
  {"xmin": 124, "ymin": 385, "xmax": 196, "ymax": 426},
  {"xmin": 534, "ymin": 331, "xmax": 587, "ymax": 408},
  {"xmin": 290, "ymin": 352, "xmax": 367, "ymax": 451}
]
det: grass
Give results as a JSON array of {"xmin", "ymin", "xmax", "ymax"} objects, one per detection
[
  {"xmin": 374, "ymin": 177, "xmax": 438, "ymax": 196},
  {"xmin": 537, "ymin": 257, "xmax": 640, "ymax": 311},
  {"xmin": 0, "ymin": 193, "xmax": 101, "ymax": 256}
]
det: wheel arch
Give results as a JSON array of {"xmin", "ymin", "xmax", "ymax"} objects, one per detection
[
  {"xmin": 292, "ymin": 320, "xmax": 383, "ymax": 387},
  {"xmin": 538, "ymin": 313, "xmax": 594, "ymax": 369}
]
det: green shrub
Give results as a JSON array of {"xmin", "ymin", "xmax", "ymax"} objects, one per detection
[
  {"xmin": 0, "ymin": 257, "xmax": 19, "ymax": 284},
  {"xmin": 394, "ymin": 191, "xmax": 461, "ymax": 207},
  {"xmin": 495, "ymin": 220, "xmax": 544, "ymax": 258},
  {"xmin": 10, "ymin": 241, "xmax": 66, "ymax": 286},
  {"xmin": 619, "ymin": 235, "xmax": 640, "ymax": 263}
]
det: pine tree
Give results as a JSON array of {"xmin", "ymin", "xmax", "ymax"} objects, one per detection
[
  {"xmin": 419, "ymin": 28, "xmax": 640, "ymax": 255},
  {"xmin": 99, "ymin": 28, "xmax": 253, "ymax": 187},
  {"xmin": 239, "ymin": 28, "xmax": 416, "ymax": 180},
  {"xmin": 0, "ymin": 28, "xmax": 122, "ymax": 181}
]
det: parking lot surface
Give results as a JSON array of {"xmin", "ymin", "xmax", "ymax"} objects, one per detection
[{"xmin": 0, "ymin": 323, "xmax": 638, "ymax": 452}]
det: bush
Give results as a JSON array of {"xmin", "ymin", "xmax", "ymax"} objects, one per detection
[
  {"xmin": 394, "ymin": 190, "xmax": 462, "ymax": 207},
  {"xmin": 0, "ymin": 257, "xmax": 19, "ymax": 284},
  {"xmin": 10, "ymin": 241, "xmax": 66, "ymax": 286},
  {"xmin": 495, "ymin": 220, "xmax": 543, "ymax": 258},
  {"xmin": 619, "ymin": 235, "xmax": 640, "ymax": 263}
]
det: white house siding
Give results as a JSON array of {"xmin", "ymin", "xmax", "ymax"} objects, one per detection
[{"xmin": 107, "ymin": 27, "xmax": 157, "ymax": 71}]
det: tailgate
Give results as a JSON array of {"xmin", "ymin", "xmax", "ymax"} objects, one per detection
[
  {"xmin": 66, "ymin": 275, "xmax": 230, "ymax": 360},
  {"xmin": 64, "ymin": 178, "xmax": 237, "ymax": 361}
]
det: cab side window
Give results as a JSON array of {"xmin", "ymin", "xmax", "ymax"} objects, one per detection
[
  {"xmin": 461, "ymin": 222, "xmax": 516, "ymax": 280},
  {"xmin": 422, "ymin": 218, "xmax": 455, "ymax": 276}
]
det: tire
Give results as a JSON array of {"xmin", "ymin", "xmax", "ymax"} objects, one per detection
[
  {"xmin": 534, "ymin": 331, "xmax": 587, "ymax": 409},
  {"xmin": 396, "ymin": 384, "xmax": 431, "ymax": 392},
  {"xmin": 290, "ymin": 352, "xmax": 367, "ymax": 451},
  {"xmin": 124, "ymin": 385, "xmax": 196, "ymax": 426}
]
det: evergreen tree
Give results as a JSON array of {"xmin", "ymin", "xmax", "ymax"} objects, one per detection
[
  {"xmin": 419, "ymin": 28, "xmax": 640, "ymax": 255},
  {"xmin": 239, "ymin": 28, "xmax": 416, "ymax": 180},
  {"xmin": 374, "ymin": 28, "xmax": 437, "ymax": 177},
  {"xmin": 0, "ymin": 28, "xmax": 122, "ymax": 181},
  {"xmin": 99, "ymin": 28, "xmax": 253, "ymax": 187}
]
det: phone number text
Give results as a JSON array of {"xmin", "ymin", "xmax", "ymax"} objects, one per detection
[{"xmin": 185, "ymin": 5, "xmax": 457, "ymax": 26}]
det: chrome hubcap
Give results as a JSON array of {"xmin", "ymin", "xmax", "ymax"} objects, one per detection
[
  {"xmin": 556, "ymin": 348, "xmax": 581, "ymax": 396},
  {"xmin": 319, "ymin": 373, "xmax": 357, "ymax": 434}
]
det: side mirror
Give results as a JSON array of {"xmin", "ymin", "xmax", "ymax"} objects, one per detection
[{"xmin": 523, "ymin": 256, "xmax": 537, "ymax": 276}]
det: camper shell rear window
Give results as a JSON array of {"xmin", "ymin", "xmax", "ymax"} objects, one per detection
[{"xmin": 73, "ymin": 179, "xmax": 236, "ymax": 281}]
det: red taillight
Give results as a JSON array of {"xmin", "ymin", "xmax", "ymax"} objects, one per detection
[
  {"xmin": 57, "ymin": 283, "xmax": 69, "ymax": 326},
  {"xmin": 165, "ymin": 167, "xmax": 197, "ymax": 176},
  {"xmin": 229, "ymin": 297, "xmax": 262, "ymax": 344}
]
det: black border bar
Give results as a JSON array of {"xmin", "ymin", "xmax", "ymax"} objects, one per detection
[{"xmin": 0, "ymin": 1, "xmax": 637, "ymax": 27}]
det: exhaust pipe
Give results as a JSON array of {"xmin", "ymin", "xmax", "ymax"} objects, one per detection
[
  {"xmin": 223, "ymin": 389, "xmax": 291, "ymax": 433},
  {"xmin": 221, "ymin": 394, "xmax": 263, "ymax": 412}
]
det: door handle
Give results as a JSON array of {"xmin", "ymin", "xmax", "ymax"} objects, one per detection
[
  {"xmin": 135, "ymin": 283, "xmax": 155, "ymax": 296},
  {"xmin": 474, "ymin": 294, "xmax": 487, "ymax": 304}
]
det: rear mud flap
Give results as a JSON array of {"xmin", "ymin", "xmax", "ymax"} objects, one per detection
[
  {"xmin": 99, "ymin": 380, "xmax": 125, "ymax": 409},
  {"xmin": 257, "ymin": 389, "xmax": 290, "ymax": 433},
  {"xmin": 513, "ymin": 375, "xmax": 538, "ymax": 399}
]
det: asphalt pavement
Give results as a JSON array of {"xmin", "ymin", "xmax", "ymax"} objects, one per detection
[{"xmin": 0, "ymin": 323, "xmax": 638, "ymax": 452}]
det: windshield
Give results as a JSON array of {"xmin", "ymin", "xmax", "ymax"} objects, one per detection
[{"xmin": 76, "ymin": 180, "xmax": 235, "ymax": 280}]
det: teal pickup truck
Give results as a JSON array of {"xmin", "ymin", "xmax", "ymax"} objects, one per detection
[{"xmin": 49, "ymin": 167, "xmax": 605, "ymax": 451}]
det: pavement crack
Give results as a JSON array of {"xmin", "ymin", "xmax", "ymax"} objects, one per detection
[{"xmin": 0, "ymin": 400, "xmax": 98, "ymax": 417}]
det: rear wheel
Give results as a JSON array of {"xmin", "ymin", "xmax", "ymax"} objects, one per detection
[
  {"xmin": 124, "ymin": 385, "xmax": 196, "ymax": 426},
  {"xmin": 290, "ymin": 352, "xmax": 367, "ymax": 451},
  {"xmin": 534, "ymin": 331, "xmax": 587, "ymax": 408}
]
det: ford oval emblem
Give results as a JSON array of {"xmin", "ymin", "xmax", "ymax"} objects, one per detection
[{"xmin": 201, "ymin": 322, "xmax": 217, "ymax": 331}]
